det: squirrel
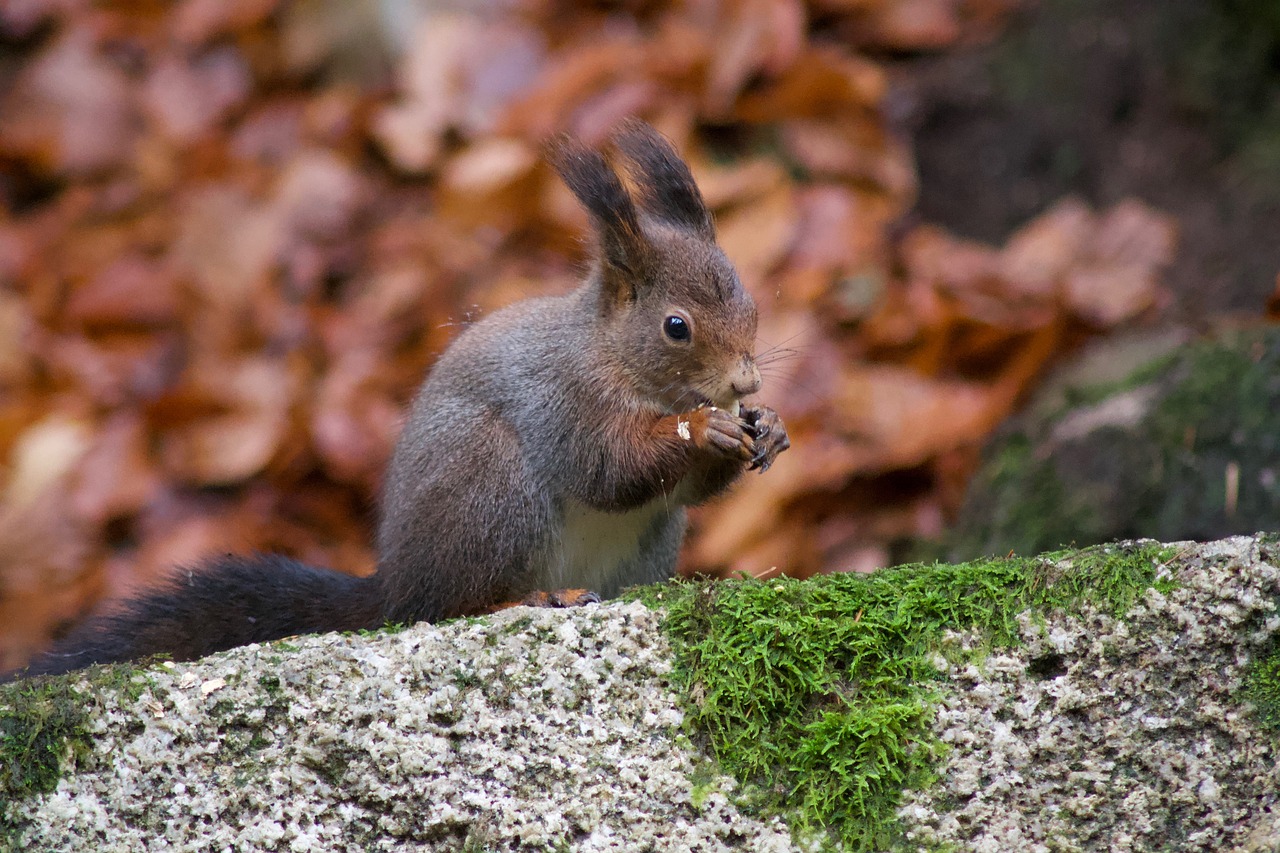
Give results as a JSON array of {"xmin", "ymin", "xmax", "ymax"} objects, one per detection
[{"xmin": 7, "ymin": 120, "xmax": 790, "ymax": 680}]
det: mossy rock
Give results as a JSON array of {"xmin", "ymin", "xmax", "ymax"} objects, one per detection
[
  {"xmin": 4, "ymin": 537, "xmax": 1280, "ymax": 851},
  {"xmin": 951, "ymin": 324, "xmax": 1280, "ymax": 560}
]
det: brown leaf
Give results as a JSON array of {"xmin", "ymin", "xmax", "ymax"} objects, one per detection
[
  {"xmin": 846, "ymin": 0, "xmax": 964, "ymax": 51},
  {"xmin": 310, "ymin": 348, "xmax": 401, "ymax": 488},
  {"xmin": 143, "ymin": 49, "xmax": 253, "ymax": 144},
  {"xmin": 499, "ymin": 39, "xmax": 645, "ymax": 141},
  {"xmin": 703, "ymin": 0, "xmax": 806, "ymax": 116},
  {"xmin": 690, "ymin": 155, "xmax": 788, "ymax": 211},
  {"xmin": 437, "ymin": 138, "xmax": 541, "ymax": 231},
  {"xmin": 43, "ymin": 333, "xmax": 184, "ymax": 408},
  {"xmin": 832, "ymin": 365, "xmax": 1003, "ymax": 472},
  {"xmin": 900, "ymin": 224, "xmax": 1002, "ymax": 294},
  {"xmin": 171, "ymin": 0, "xmax": 279, "ymax": 45},
  {"xmin": 0, "ymin": 28, "xmax": 139, "ymax": 175},
  {"xmin": 4, "ymin": 416, "xmax": 92, "ymax": 508},
  {"xmin": 690, "ymin": 431, "xmax": 861, "ymax": 568},
  {"xmin": 131, "ymin": 496, "xmax": 254, "ymax": 583},
  {"xmin": 754, "ymin": 309, "xmax": 841, "ymax": 420},
  {"xmin": 64, "ymin": 254, "xmax": 181, "ymax": 330},
  {"xmin": 1090, "ymin": 199, "xmax": 1178, "ymax": 271},
  {"xmin": 0, "ymin": 482, "xmax": 96, "ymax": 670},
  {"xmin": 358, "ymin": 14, "xmax": 545, "ymax": 139},
  {"xmin": 735, "ymin": 46, "xmax": 885, "ymax": 120},
  {"xmin": 780, "ymin": 117, "xmax": 917, "ymax": 199},
  {"xmin": 1064, "ymin": 264, "xmax": 1163, "ymax": 327},
  {"xmin": 69, "ymin": 411, "xmax": 160, "ymax": 524},
  {"xmin": 172, "ymin": 186, "xmax": 282, "ymax": 316},
  {"xmin": 789, "ymin": 183, "xmax": 894, "ymax": 276},
  {"xmin": 271, "ymin": 149, "xmax": 369, "ymax": 242},
  {"xmin": 998, "ymin": 197, "xmax": 1094, "ymax": 297},
  {"xmin": 159, "ymin": 357, "xmax": 298, "ymax": 485},
  {"xmin": 715, "ymin": 185, "xmax": 797, "ymax": 289},
  {"xmin": 0, "ymin": 0, "xmax": 71, "ymax": 38},
  {"xmin": 0, "ymin": 294, "xmax": 35, "ymax": 387}
]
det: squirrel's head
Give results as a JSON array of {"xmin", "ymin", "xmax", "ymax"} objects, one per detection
[{"xmin": 551, "ymin": 120, "xmax": 760, "ymax": 414}]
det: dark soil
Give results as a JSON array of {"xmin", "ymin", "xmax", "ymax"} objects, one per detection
[{"xmin": 892, "ymin": 0, "xmax": 1280, "ymax": 317}]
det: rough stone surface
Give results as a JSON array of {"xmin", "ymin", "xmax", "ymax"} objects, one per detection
[
  {"xmin": 5, "ymin": 536, "xmax": 1280, "ymax": 851},
  {"xmin": 3, "ymin": 602, "xmax": 795, "ymax": 852},
  {"xmin": 899, "ymin": 535, "xmax": 1280, "ymax": 852}
]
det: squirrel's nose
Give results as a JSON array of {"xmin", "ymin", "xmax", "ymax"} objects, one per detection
[{"xmin": 731, "ymin": 359, "xmax": 761, "ymax": 397}]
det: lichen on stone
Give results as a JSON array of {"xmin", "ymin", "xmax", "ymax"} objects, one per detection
[
  {"xmin": 5, "ymin": 536, "xmax": 1280, "ymax": 852},
  {"xmin": 898, "ymin": 536, "xmax": 1280, "ymax": 851},
  {"xmin": 1, "ymin": 603, "xmax": 794, "ymax": 852}
]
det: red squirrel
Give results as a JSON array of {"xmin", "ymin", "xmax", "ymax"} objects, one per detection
[{"xmin": 9, "ymin": 121, "xmax": 789, "ymax": 679}]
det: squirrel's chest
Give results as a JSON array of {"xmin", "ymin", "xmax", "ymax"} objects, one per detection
[{"xmin": 538, "ymin": 499, "xmax": 683, "ymax": 598}]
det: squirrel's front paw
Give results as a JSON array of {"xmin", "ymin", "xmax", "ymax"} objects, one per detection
[
  {"xmin": 741, "ymin": 405, "xmax": 790, "ymax": 472},
  {"xmin": 681, "ymin": 406, "xmax": 755, "ymax": 463}
]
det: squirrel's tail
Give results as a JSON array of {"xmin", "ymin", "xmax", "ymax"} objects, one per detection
[{"xmin": 7, "ymin": 554, "xmax": 384, "ymax": 680}]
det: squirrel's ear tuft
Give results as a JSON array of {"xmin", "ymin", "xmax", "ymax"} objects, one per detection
[
  {"xmin": 548, "ymin": 135, "xmax": 649, "ymax": 288},
  {"xmin": 611, "ymin": 119, "xmax": 714, "ymax": 240}
]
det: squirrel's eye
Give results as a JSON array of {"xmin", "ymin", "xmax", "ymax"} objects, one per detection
[{"xmin": 663, "ymin": 315, "xmax": 691, "ymax": 342}]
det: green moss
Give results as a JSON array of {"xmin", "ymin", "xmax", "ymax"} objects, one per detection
[
  {"xmin": 0, "ymin": 679, "xmax": 91, "ymax": 800},
  {"xmin": 636, "ymin": 541, "xmax": 1175, "ymax": 850},
  {"xmin": 953, "ymin": 327, "xmax": 1280, "ymax": 559},
  {"xmin": 355, "ymin": 621, "xmax": 410, "ymax": 638},
  {"xmin": 1143, "ymin": 330, "xmax": 1280, "ymax": 536},
  {"xmin": 1166, "ymin": 0, "xmax": 1280, "ymax": 182},
  {"xmin": 688, "ymin": 764, "xmax": 724, "ymax": 811},
  {"xmin": 953, "ymin": 433, "xmax": 1106, "ymax": 558},
  {"xmin": 1245, "ymin": 647, "xmax": 1280, "ymax": 730},
  {"xmin": 0, "ymin": 662, "xmax": 156, "ymax": 810}
]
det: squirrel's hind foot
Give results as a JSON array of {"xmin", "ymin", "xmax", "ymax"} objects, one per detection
[
  {"xmin": 519, "ymin": 588, "xmax": 602, "ymax": 608},
  {"xmin": 483, "ymin": 589, "xmax": 603, "ymax": 614}
]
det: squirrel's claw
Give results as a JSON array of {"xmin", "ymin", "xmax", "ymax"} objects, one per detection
[{"xmin": 741, "ymin": 405, "xmax": 790, "ymax": 472}]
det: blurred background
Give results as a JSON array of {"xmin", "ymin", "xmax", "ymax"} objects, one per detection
[{"xmin": 1, "ymin": 0, "xmax": 1278, "ymax": 670}]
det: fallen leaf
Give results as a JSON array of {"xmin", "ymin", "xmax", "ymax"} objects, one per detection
[
  {"xmin": 715, "ymin": 185, "xmax": 798, "ymax": 289},
  {"xmin": 69, "ymin": 411, "xmax": 160, "ymax": 525},
  {"xmin": 271, "ymin": 149, "xmax": 369, "ymax": 242},
  {"xmin": 703, "ymin": 0, "xmax": 806, "ymax": 116},
  {"xmin": 1091, "ymin": 199, "xmax": 1178, "ymax": 268},
  {"xmin": 0, "ymin": 27, "xmax": 139, "ymax": 175},
  {"xmin": 832, "ymin": 364, "xmax": 1003, "ymax": 472},
  {"xmin": 159, "ymin": 357, "xmax": 298, "ymax": 485},
  {"xmin": 64, "ymin": 254, "xmax": 181, "ymax": 330},
  {"xmin": 845, "ymin": 0, "xmax": 964, "ymax": 51},
  {"xmin": 171, "ymin": 0, "xmax": 278, "ymax": 45},
  {"xmin": 200, "ymin": 677, "xmax": 226, "ymax": 695},
  {"xmin": 143, "ymin": 49, "xmax": 253, "ymax": 144},
  {"xmin": 311, "ymin": 348, "xmax": 402, "ymax": 487},
  {"xmin": 1064, "ymin": 264, "xmax": 1163, "ymax": 327},
  {"xmin": 998, "ymin": 197, "xmax": 1094, "ymax": 297},
  {"xmin": 735, "ymin": 46, "xmax": 886, "ymax": 120},
  {"xmin": 789, "ymin": 183, "xmax": 893, "ymax": 275},
  {"xmin": 172, "ymin": 186, "xmax": 283, "ymax": 318},
  {"xmin": 373, "ymin": 12, "xmax": 484, "ymax": 173}
]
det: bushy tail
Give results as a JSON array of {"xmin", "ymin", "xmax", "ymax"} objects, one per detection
[{"xmin": 7, "ymin": 554, "xmax": 384, "ymax": 680}]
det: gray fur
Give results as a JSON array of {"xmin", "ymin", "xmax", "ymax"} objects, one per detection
[{"xmin": 6, "ymin": 122, "xmax": 788, "ymax": 679}]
